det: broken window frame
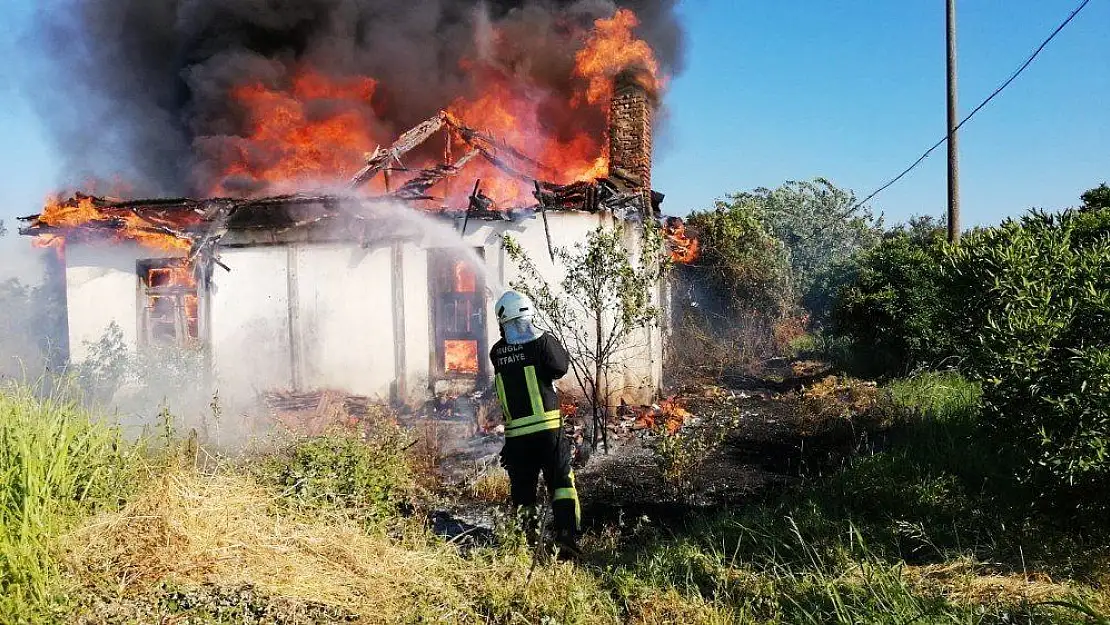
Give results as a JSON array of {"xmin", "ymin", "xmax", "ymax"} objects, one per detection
[
  {"xmin": 428, "ymin": 248, "xmax": 488, "ymax": 382},
  {"xmin": 136, "ymin": 258, "xmax": 207, "ymax": 349}
]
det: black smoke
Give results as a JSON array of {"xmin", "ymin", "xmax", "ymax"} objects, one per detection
[{"xmin": 28, "ymin": 0, "xmax": 683, "ymax": 197}]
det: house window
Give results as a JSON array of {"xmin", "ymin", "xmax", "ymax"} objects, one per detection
[
  {"xmin": 430, "ymin": 249, "xmax": 486, "ymax": 378},
  {"xmin": 138, "ymin": 259, "xmax": 200, "ymax": 346}
]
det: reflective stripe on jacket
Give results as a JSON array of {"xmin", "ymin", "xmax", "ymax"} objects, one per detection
[{"xmin": 490, "ymin": 333, "xmax": 569, "ymax": 437}]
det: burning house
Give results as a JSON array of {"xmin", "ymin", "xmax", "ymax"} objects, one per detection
[{"xmin": 19, "ymin": 8, "xmax": 688, "ymax": 410}]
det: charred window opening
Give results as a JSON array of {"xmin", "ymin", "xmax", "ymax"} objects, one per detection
[
  {"xmin": 430, "ymin": 249, "xmax": 486, "ymax": 379},
  {"xmin": 138, "ymin": 259, "xmax": 201, "ymax": 347}
]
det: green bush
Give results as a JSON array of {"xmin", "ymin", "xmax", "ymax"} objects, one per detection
[
  {"xmin": 255, "ymin": 430, "xmax": 414, "ymax": 526},
  {"xmin": 684, "ymin": 197, "xmax": 795, "ymax": 323},
  {"xmin": 946, "ymin": 209, "xmax": 1110, "ymax": 497},
  {"xmin": 830, "ymin": 226, "xmax": 952, "ymax": 376},
  {"xmin": 832, "ymin": 205, "xmax": 1110, "ymax": 500}
]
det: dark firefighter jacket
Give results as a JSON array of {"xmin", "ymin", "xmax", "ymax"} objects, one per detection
[{"xmin": 490, "ymin": 333, "xmax": 570, "ymax": 437}]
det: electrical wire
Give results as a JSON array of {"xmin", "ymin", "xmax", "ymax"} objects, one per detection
[{"xmin": 851, "ymin": 0, "xmax": 1094, "ymax": 211}]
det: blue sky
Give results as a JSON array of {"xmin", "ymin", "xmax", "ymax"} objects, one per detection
[
  {"xmin": 654, "ymin": 0, "xmax": 1108, "ymax": 223},
  {"xmin": 0, "ymin": 0, "xmax": 1106, "ymax": 263}
]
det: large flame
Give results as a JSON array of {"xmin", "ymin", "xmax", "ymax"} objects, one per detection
[
  {"xmin": 33, "ymin": 195, "xmax": 194, "ymax": 252},
  {"xmin": 217, "ymin": 69, "xmax": 383, "ymax": 195},
  {"xmin": 574, "ymin": 9, "xmax": 662, "ymax": 106},
  {"xmin": 212, "ymin": 8, "xmax": 660, "ymax": 205},
  {"xmin": 444, "ymin": 340, "xmax": 480, "ymax": 375},
  {"xmin": 30, "ymin": 8, "xmax": 665, "ymax": 251}
]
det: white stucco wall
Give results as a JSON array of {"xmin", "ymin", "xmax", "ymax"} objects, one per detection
[
  {"xmin": 61, "ymin": 210, "xmax": 662, "ymax": 408},
  {"xmin": 400, "ymin": 242, "xmax": 432, "ymax": 401},
  {"xmin": 209, "ymin": 246, "xmax": 293, "ymax": 404},
  {"xmin": 64, "ymin": 243, "xmax": 173, "ymax": 364},
  {"xmin": 293, "ymin": 243, "xmax": 395, "ymax": 399}
]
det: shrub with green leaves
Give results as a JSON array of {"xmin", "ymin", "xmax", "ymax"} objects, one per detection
[
  {"xmin": 946, "ymin": 209, "xmax": 1110, "ymax": 495},
  {"xmin": 830, "ymin": 202, "xmax": 1110, "ymax": 499},
  {"xmin": 684, "ymin": 198, "xmax": 794, "ymax": 322},
  {"xmin": 830, "ymin": 225, "xmax": 952, "ymax": 376},
  {"xmin": 256, "ymin": 430, "xmax": 414, "ymax": 525}
]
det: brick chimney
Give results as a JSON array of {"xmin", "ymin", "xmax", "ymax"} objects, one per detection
[{"xmin": 608, "ymin": 68, "xmax": 656, "ymax": 211}]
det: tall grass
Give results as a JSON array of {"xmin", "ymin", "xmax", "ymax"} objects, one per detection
[
  {"xmin": 0, "ymin": 383, "xmax": 138, "ymax": 619},
  {"xmin": 885, "ymin": 371, "xmax": 981, "ymax": 423},
  {"xmin": 2, "ymin": 371, "xmax": 1103, "ymax": 623}
]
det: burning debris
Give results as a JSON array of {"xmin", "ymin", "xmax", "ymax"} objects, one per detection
[
  {"xmin": 20, "ymin": 106, "xmax": 666, "ymax": 258},
  {"xmin": 664, "ymin": 216, "xmax": 700, "ymax": 264},
  {"xmin": 630, "ymin": 398, "xmax": 695, "ymax": 435},
  {"xmin": 29, "ymin": 194, "xmax": 201, "ymax": 251}
]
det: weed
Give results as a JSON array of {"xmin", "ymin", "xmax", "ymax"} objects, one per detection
[
  {"xmin": 647, "ymin": 401, "xmax": 741, "ymax": 499},
  {"xmin": 254, "ymin": 430, "xmax": 413, "ymax": 527},
  {"xmin": 469, "ymin": 468, "xmax": 512, "ymax": 503},
  {"xmin": 0, "ymin": 383, "xmax": 140, "ymax": 621}
]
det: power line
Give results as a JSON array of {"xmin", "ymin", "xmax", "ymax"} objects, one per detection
[{"xmin": 852, "ymin": 0, "xmax": 1094, "ymax": 212}]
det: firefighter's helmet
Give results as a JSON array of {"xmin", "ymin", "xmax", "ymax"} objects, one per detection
[{"xmin": 495, "ymin": 290, "xmax": 535, "ymax": 325}]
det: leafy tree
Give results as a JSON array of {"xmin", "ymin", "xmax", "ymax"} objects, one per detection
[
  {"xmin": 830, "ymin": 227, "xmax": 952, "ymax": 376},
  {"xmin": 1080, "ymin": 182, "xmax": 1110, "ymax": 212},
  {"xmin": 728, "ymin": 178, "xmax": 883, "ymax": 298},
  {"xmin": 673, "ymin": 198, "xmax": 795, "ymax": 375},
  {"xmin": 684, "ymin": 198, "xmax": 794, "ymax": 322},
  {"xmin": 504, "ymin": 223, "xmax": 666, "ymax": 451}
]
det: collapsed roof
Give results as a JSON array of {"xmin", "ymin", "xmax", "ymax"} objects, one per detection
[{"xmin": 19, "ymin": 111, "xmax": 665, "ymax": 259}]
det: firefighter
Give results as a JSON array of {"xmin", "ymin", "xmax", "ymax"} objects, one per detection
[{"xmin": 490, "ymin": 290, "xmax": 581, "ymax": 558}]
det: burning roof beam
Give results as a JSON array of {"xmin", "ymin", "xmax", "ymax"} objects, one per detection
[
  {"xmin": 348, "ymin": 111, "xmax": 559, "ymax": 193},
  {"xmin": 394, "ymin": 150, "xmax": 480, "ymax": 201},
  {"xmin": 349, "ymin": 113, "xmax": 448, "ymax": 189}
]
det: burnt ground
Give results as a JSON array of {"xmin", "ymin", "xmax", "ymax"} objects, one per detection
[
  {"xmin": 578, "ymin": 392, "xmax": 803, "ymax": 531},
  {"xmin": 575, "ymin": 357, "xmax": 879, "ymax": 533},
  {"xmin": 434, "ymin": 359, "xmax": 862, "ymax": 542}
]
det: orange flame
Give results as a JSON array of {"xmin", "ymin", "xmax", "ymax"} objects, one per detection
[
  {"xmin": 453, "ymin": 260, "xmax": 477, "ymax": 293},
  {"xmin": 574, "ymin": 9, "xmax": 662, "ymax": 106},
  {"xmin": 32, "ymin": 195, "xmax": 193, "ymax": 252},
  {"xmin": 32, "ymin": 9, "xmax": 667, "ymax": 248},
  {"xmin": 664, "ymin": 218, "xmax": 700, "ymax": 264},
  {"xmin": 444, "ymin": 339, "xmax": 480, "ymax": 375},
  {"xmin": 633, "ymin": 397, "xmax": 693, "ymax": 435},
  {"xmin": 207, "ymin": 9, "xmax": 661, "ymax": 206},
  {"xmin": 219, "ymin": 68, "xmax": 383, "ymax": 195}
]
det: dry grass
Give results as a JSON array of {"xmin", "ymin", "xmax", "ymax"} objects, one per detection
[
  {"xmin": 792, "ymin": 375, "xmax": 884, "ymax": 436},
  {"xmin": 61, "ymin": 469, "xmax": 621, "ymax": 623},
  {"xmin": 623, "ymin": 589, "xmax": 736, "ymax": 625},
  {"xmin": 468, "ymin": 468, "xmax": 512, "ymax": 504},
  {"xmin": 905, "ymin": 559, "xmax": 1085, "ymax": 606}
]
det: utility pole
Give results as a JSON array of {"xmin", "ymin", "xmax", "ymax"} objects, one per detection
[{"xmin": 946, "ymin": 0, "xmax": 961, "ymax": 242}]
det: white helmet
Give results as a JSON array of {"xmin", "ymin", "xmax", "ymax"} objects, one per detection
[{"xmin": 495, "ymin": 290, "xmax": 535, "ymax": 325}]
